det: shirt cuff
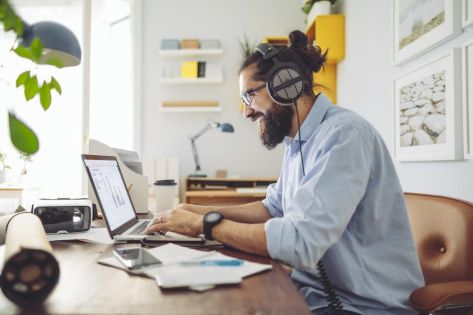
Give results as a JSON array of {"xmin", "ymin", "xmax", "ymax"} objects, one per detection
[
  {"xmin": 262, "ymin": 198, "xmax": 283, "ymax": 218},
  {"xmin": 264, "ymin": 217, "xmax": 286, "ymax": 260}
]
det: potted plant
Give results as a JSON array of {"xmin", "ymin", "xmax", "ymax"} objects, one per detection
[
  {"xmin": 302, "ymin": 0, "xmax": 337, "ymax": 24},
  {"xmin": 237, "ymin": 33, "xmax": 256, "ymax": 60},
  {"xmin": 0, "ymin": 152, "xmax": 11, "ymax": 183}
]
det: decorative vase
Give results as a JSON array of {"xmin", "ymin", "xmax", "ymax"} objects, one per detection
[{"xmin": 307, "ymin": 0, "xmax": 332, "ymax": 25}]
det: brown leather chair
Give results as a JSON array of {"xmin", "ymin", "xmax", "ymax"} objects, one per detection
[{"xmin": 405, "ymin": 192, "xmax": 473, "ymax": 315}]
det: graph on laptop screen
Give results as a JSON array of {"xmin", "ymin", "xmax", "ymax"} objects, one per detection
[{"xmin": 84, "ymin": 158, "xmax": 135, "ymax": 230}]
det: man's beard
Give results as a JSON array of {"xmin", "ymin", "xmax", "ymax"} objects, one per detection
[{"xmin": 258, "ymin": 103, "xmax": 293, "ymax": 150}]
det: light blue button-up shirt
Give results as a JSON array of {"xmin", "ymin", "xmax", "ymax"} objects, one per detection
[{"xmin": 263, "ymin": 94, "xmax": 424, "ymax": 315}]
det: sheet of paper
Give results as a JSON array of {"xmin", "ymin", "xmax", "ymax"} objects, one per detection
[
  {"xmin": 146, "ymin": 243, "xmax": 214, "ymax": 264},
  {"xmin": 154, "ymin": 266, "xmax": 242, "ymax": 288},
  {"xmin": 97, "ymin": 244, "xmax": 272, "ymax": 290},
  {"xmin": 190, "ymin": 251, "xmax": 273, "ymax": 279},
  {"xmin": 46, "ymin": 228, "xmax": 114, "ymax": 244}
]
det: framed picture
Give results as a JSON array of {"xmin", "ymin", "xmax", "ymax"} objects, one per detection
[
  {"xmin": 463, "ymin": 39, "xmax": 473, "ymax": 159},
  {"xmin": 392, "ymin": 0, "xmax": 461, "ymax": 65},
  {"xmin": 394, "ymin": 49, "xmax": 463, "ymax": 161},
  {"xmin": 463, "ymin": 0, "xmax": 473, "ymax": 28}
]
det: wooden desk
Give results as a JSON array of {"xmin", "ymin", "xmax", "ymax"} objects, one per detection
[
  {"xmin": 184, "ymin": 177, "xmax": 277, "ymax": 206},
  {"xmin": 0, "ymin": 242, "xmax": 310, "ymax": 315}
]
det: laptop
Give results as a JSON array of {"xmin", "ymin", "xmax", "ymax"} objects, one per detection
[{"xmin": 82, "ymin": 154, "xmax": 204, "ymax": 243}]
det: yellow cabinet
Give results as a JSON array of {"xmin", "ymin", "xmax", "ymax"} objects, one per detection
[
  {"xmin": 306, "ymin": 15, "xmax": 345, "ymax": 103},
  {"xmin": 306, "ymin": 15, "xmax": 345, "ymax": 64}
]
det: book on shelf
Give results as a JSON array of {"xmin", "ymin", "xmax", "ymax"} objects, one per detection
[
  {"xmin": 180, "ymin": 39, "xmax": 200, "ymax": 49},
  {"xmin": 160, "ymin": 39, "xmax": 180, "ymax": 50},
  {"xmin": 200, "ymin": 39, "xmax": 221, "ymax": 49},
  {"xmin": 235, "ymin": 187, "xmax": 268, "ymax": 194},
  {"xmin": 181, "ymin": 61, "xmax": 198, "ymax": 78},
  {"xmin": 197, "ymin": 61, "xmax": 206, "ymax": 78},
  {"xmin": 161, "ymin": 101, "xmax": 218, "ymax": 108},
  {"xmin": 204, "ymin": 185, "xmax": 228, "ymax": 190}
]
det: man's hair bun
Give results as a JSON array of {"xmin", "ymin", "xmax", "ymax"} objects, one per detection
[{"xmin": 288, "ymin": 30, "xmax": 308, "ymax": 50}]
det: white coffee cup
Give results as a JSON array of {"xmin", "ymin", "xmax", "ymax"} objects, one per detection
[{"xmin": 153, "ymin": 179, "xmax": 178, "ymax": 214}]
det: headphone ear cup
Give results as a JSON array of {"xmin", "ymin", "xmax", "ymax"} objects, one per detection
[{"xmin": 267, "ymin": 67, "xmax": 305, "ymax": 106}]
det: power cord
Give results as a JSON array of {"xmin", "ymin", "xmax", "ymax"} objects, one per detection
[{"xmin": 294, "ymin": 102, "xmax": 344, "ymax": 315}]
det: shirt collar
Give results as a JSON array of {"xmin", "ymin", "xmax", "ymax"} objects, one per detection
[{"xmin": 283, "ymin": 93, "xmax": 332, "ymax": 145}]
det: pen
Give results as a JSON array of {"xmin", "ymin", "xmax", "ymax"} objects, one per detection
[{"xmin": 181, "ymin": 259, "xmax": 244, "ymax": 266}]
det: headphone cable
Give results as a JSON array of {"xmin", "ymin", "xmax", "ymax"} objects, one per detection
[{"xmin": 294, "ymin": 102, "xmax": 344, "ymax": 315}]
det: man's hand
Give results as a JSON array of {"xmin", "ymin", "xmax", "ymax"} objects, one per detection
[{"xmin": 144, "ymin": 208, "xmax": 204, "ymax": 237}]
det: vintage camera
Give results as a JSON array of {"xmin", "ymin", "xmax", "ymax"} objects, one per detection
[{"xmin": 31, "ymin": 198, "xmax": 96, "ymax": 233}]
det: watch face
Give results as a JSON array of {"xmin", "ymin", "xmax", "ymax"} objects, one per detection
[{"xmin": 206, "ymin": 212, "xmax": 221, "ymax": 223}]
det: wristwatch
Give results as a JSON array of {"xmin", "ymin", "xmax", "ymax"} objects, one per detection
[{"xmin": 203, "ymin": 211, "xmax": 224, "ymax": 240}]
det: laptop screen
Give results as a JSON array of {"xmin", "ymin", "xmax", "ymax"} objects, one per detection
[{"xmin": 83, "ymin": 157, "xmax": 135, "ymax": 231}]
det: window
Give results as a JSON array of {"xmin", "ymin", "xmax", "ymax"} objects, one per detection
[
  {"xmin": 0, "ymin": 0, "xmax": 85, "ymax": 198},
  {"xmin": 89, "ymin": 0, "xmax": 140, "ymax": 151}
]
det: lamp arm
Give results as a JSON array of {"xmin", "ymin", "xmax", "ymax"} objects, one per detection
[
  {"xmin": 190, "ymin": 139, "xmax": 201, "ymax": 172},
  {"xmin": 189, "ymin": 123, "xmax": 216, "ymax": 141}
]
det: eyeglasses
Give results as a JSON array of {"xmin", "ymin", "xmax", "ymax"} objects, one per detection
[{"xmin": 240, "ymin": 83, "xmax": 266, "ymax": 106}]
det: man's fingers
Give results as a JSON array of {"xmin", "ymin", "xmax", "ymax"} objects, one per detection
[{"xmin": 145, "ymin": 223, "xmax": 168, "ymax": 234}]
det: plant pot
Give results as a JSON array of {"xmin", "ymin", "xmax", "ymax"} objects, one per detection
[
  {"xmin": 307, "ymin": 1, "xmax": 332, "ymax": 25},
  {"xmin": 0, "ymin": 170, "xmax": 5, "ymax": 183}
]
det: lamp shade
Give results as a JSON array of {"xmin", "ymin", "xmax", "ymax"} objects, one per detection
[
  {"xmin": 218, "ymin": 123, "xmax": 234, "ymax": 133},
  {"xmin": 20, "ymin": 21, "xmax": 81, "ymax": 67}
]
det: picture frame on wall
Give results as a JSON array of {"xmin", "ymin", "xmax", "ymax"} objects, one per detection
[
  {"xmin": 463, "ymin": 39, "xmax": 473, "ymax": 159},
  {"xmin": 394, "ymin": 49, "xmax": 463, "ymax": 161},
  {"xmin": 392, "ymin": 0, "xmax": 461, "ymax": 65},
  {"xmin": 463, "ymin": 0, "xmax": 473, "ymax": 28}
]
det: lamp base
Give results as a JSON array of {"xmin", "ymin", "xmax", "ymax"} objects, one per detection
[{"xmin": 189, "ymin": 173, "xmax": 207, "ymax": 178}]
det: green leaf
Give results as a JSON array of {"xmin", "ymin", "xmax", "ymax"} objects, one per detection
[
  {"xmin": 14, "ymin": 18, "xmax": 24, "ymax": 36},
  {"xmin": 2, "ymin": 3, "xmax": 23, "ymax": 34},
  {"xmin": 39, "ymin": 82, "xmax": 51, "ymax": 110},
  {"xmin": 30, "ymin": 37, "xmax": 43, "ymax": 61},
  {"xmin": 14, "ymin": 45, "xmax": 34, "ymax": 60},
  {"xmin": 44, "ymin": 57, "xmax": 64, "ymax": 68},
  {"xmin": 16, "ymin": 70, "xmax": 30, "ymax": 87},
  {"xmin": 3, "ymin": 5, "xmax": 16, "ymax": 31},
  {"xmin": 49, "ymin": 76, "xmax": 62, "ymax": 94},
  {"xmin": 24, "ymin": 75, "xmax": 38, "ymax": 101},
  {"xmin": 8, "ymin": 112, "xmax": 39, "ymax": 155},
  {"xmin": 13, "ymin": 38, "xmax": 44, "ymax": 63}
]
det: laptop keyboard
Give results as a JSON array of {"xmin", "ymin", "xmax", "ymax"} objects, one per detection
[{"xmin": 128, "ymin": 221, "xmax": 149, "ymax": 235}]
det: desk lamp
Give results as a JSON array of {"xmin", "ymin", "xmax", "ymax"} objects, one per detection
[
  {"xmin": 20, "ymin": 21, "xmax": 82, "ymax": 67},
  {"xmin": 189, "ymin": 120, "xmax": 234, "ymax": 177}
]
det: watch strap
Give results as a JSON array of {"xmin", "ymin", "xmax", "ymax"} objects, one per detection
[{"xmin": 203, "ymin": 211, "xmax": 223, "ymax": 240}]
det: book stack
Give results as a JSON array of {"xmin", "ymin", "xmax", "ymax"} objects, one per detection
[
  {"xmin": 181, "ymin": 61, "xmax": 198, "ymax": 78},
  {"xmin": 160, "ymin": 39, "xmax": 180, "ymax": 50},
  {"xmin": 180, "ymin": 39, "xmax": 200, "ymax": 49},
  {"xmin": 181, "ymin": 61, "xmax": 206, "ymax": 78},
  {"xmin": 161, "ymin": 101, "xmax": 218, "ymax": 108},
  {"xmin": 200, "ymin": 39, "xmax": 220, "ymax": 49}
]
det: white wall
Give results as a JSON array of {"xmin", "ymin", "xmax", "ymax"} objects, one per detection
[
  {"xmin": 141, "ymin": 0, "xmax": 305, "ymax": 183},
  {"xmin": 337, "ymin": 0, "xmax": 473, "ymax": 202}
]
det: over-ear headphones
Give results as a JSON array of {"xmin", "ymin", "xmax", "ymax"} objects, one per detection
[{"xmin": 254, "ymin": 43, "xmax": 307, "ymax": 106}]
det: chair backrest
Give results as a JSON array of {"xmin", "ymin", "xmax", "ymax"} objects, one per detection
[{"xmin": 404, "ymin": 192, "xmax": 473, "ymax": 285}]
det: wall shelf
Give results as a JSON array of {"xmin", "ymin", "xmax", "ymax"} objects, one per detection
[
  {"xmin": 159, "ymin": 106, "xmax": 223, "ymax": 113},
  {"xmin": 160, "ymin": 78, "xmax": 223, "ymax": 84},
  {"xmin": 159, "ymin": 49, "xmax": 223, "ymax": 58}
]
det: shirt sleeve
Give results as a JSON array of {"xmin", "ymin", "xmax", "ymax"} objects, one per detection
[
  {"xmin": 262, "ymin": 161, "xmax": 285, "ymax": 218},
  {"xmin": 264, "ymin": 124, "xmax": 372, "ymax": 271}
]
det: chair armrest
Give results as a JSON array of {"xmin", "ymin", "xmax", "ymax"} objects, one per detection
[{"xmin": 409, "ymin": 281, "xmax": 473, "ymax": 313}]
